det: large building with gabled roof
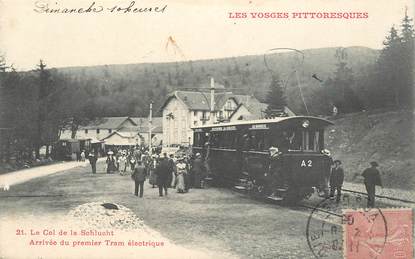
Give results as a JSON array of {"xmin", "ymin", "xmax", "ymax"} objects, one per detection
[
  {"xmin": 59, "ymin": 116, "xmax": 162, "ymax": 146},
  {"xmin": 160, "ymin": 88, "xmax": 267, "ymax": 146}
]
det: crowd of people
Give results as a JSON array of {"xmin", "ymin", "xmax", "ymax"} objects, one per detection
[
  {"xmin": 132, "ymin": 152, "xmax": 207, "ymax": 198},
  {"xmin": 87, "ymin": 145, "xmax": 383, "ymax": 207},
  {"xmin": 88, "ymin": 146, "xmax": 207, "ymax": 198}
]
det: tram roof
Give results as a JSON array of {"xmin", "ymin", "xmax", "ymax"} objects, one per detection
[{"xmin": 191, "ymin": 116, "xmax": 334, "ymax": 130}]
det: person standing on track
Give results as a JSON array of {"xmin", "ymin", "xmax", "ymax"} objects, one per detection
[
  {"xmin": 321, "ymin": 149, "xmax": 333, "ymax": 198},
  {"xmin": 362, "ymin": 161, "xmax": 383, "ymax": 207},
  {"xmin": 329, "ymin": 160, "xmax": 344, "ymax": 203}
]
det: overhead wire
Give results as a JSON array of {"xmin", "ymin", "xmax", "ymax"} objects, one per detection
[{"xmin": 263, "ymin": 48, "xmax": 309, "ymax": 114}]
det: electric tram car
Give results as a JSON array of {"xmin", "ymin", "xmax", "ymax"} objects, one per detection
[{"xmin": 192, "ymin": 116, "xmax": 334, "ymax": 203}]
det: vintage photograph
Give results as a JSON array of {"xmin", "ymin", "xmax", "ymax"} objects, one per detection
[{"xmin": 0, "ymin": 0, "xmax": 414, "ymax": 258}]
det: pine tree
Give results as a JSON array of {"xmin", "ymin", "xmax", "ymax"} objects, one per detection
[
  {"xmin": 377, "ymin": 26, "xmax": 402, "ymax": 107},
  {"xmin": 0, "ymin": 55, "xmax": 7, "ymax": 72},
  {"xmin": 325, "ymin": 49, "xmax": 363, "ymax": 113},
  {"xmin": 34, "ymin": 60, "xmax": 53, "ymax": 158},
  {"xmin": 382, "ymin": 26, "xmax": 401, "ymax": 53},
  {"xmin": 377, "ymin": 15, "xmax": 414, "ymax": 108},
  {"xmin": 399, "ymin": 10, "xmax": 414, "ymax": 108},
  {"xmin": 401, "ymin": 9, "xmax": 415, "ymax": 43},
  {"xmin": 265, "ymin": 74, "xmax": 287, "ymax": 117}
]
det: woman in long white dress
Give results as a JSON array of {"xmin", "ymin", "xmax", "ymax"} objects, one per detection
[
  {"xmin": 176, "ymin": 159, "xmax": 187, "ymax": 193},
  {"xmin": 118, "ymin": 154, "xmax": 127, "ymax": 175}
]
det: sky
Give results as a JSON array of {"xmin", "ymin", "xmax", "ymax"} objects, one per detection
[{"xmin": 0, "ymin": 0, "xmax": 413, "ymax": 70}]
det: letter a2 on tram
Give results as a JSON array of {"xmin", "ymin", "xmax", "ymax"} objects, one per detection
[{"xmin": 301, "ymin": 160, "xmax": 313, "ymax": 167}]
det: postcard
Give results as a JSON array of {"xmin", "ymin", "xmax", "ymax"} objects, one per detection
[{"xmin": 0, "ymin": 0, "xmax": 413, "ymax": 258}]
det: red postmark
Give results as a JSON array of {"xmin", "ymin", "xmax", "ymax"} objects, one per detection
[{"xmin": 344, "ymin": 208, "xmax": 413, "ymax": 259}]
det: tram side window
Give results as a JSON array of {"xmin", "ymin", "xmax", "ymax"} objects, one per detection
[
  {"xmin": 221, "ymin": 131, "xmax": 236, "ymax": 149},
  {"xmin": 266, "ymin": 131, "xmax": 280, "ymax": 149},
  {"xmin": 242, "ymin": 133, "xmax": 251, "ymax": 150},
  {"xmin": 216, "ymin": 132, "xmax": 225, "ymax": 148},
  {"xmin": 218, "ymin": 132, "xmax": 226, "ymax": 148},
  {"xmin": 210, "ymin": 132, "xmax": 221, "ymax": 148},
  {"xmin": 249, "ymin": 131, "xmax": 266, "ymax": 151},
  {"xmin": 193, "ymin": 133, "xmax": 199, "ymax": 147},
  {"xmin": 194, "ymin": 132, "xmax": 206, "ymax": 147}
]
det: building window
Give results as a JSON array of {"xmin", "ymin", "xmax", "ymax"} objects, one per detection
[
  {"xmin": 108, "ymin": 129, "xmax": 112, "ymax": 133},
  {"xmin": 194, "ymin": 121, "xmax": 198, "ymax": 126},
  {"xmin": 225, "ymin": 100, "xmax": 233, "ymax": 110},
  {"xmin": 85, "ymin": 129, "xmax": 88, "ymax": 134},
  {"xmin": 96, "ymin": 129, "xmax": 100, "ymax": 134},
  {"xmin": 201, "ymin": 111, "xmax": 209, "ymax": 121},
  {"xmin": 193, "ymin": 111, "xmax": 197, "ymax": 116}
]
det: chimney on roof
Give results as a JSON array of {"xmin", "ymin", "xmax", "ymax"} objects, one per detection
[{"xmin": 210, "ymin": 77, "xmax": 215, "ymax": 112}]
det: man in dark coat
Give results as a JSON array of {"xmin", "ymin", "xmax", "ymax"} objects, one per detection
[
  {"xmin": 192, "ymin": 153, "xmax": 205, "ymax": 188},
  {"xmin": 362, "ymin": 161, "xmax": 383, "ymax": 207},
  {"xmin": 320, "ymin": 149, "xmax": 333, "ymax": 197},
  {"xmin": 329, "ymin": 160, "xmax": 344, "ymax": 203},
  {"xmin": 131, "ymin": 160, "xmax": 146, "ymax": 197},
  {"xmin": 156, "ymin": 153, "xmax": 173, "ymax": 196},
  {"xmin": 88, "ymin": 150, "xmax": 98, "ymax": 174}
]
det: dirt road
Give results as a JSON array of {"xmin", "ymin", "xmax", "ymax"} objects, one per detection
[{"xmin": 0, "ymin": 161, "xmax": 328, "ymax": 258}]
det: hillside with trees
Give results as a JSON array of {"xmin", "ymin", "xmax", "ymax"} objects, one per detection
[
  {"xmin": 55, "ymin": 46, "xmax": 379, "ymax": 116},
  {"xmin": 326, "ymin": 109, "xmax": 414, "ymax": 190}
]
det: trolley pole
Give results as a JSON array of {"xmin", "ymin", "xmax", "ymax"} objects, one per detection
[{"xmin": 148, "ymin": 102, "xmax": 153, "ymax": 156}]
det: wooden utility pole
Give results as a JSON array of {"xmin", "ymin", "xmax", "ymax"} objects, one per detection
[
  {"xmin": 148, "ymin": 102, "xmax": 153, "ymax": 155},
  {"xmin": 210, "ymin": 77, "xmax": 215, "ymax": 124}
]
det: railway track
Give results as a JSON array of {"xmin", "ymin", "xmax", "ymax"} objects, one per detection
[
  {"xmin": 341, "ymin": 188, "xmax": 415, "ymax": 204},
  {"xmin": 295, "ymin": 188, "xmax": 415, "ymax": 227},
  {"xmin": 229, "ymin": 182, "xmax": 414, "ymax": 223}
]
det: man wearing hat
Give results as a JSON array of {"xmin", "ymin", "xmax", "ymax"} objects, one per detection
[
  {"xmin": 131, "ymin": 160, "xmax": 146, "ymax": 197},
  {"xmin": 192, "ymin": 153, "xmax": 205, "ymax": 188},
  {"xmin": 155, "ymin": 153, "xmax": 173, "ymax": 196},
  {"xmin": 362, "ymin": 161, "xmax": 383, "ymax": 207},
  {"xmin": 88, "ymin": 149, "xmax": 98, "ymax": 174},
  {"xmin": 321, "ymin": 149, "xmax": 333, "ymax": 198},
  {"xmin": 329, "ymin": 160, "xmax": 344, "ymax": 203}
]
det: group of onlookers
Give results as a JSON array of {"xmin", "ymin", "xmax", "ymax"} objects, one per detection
[
  {"xmin": 105, "ymin": 147, "xmax": 148, "ymax": 175},
  {"xmin": 131, "ymin": 152, "xmax": 207, "ymax": 198}
]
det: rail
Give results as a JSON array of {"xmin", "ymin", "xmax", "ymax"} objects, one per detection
[{"xmin": 341, "ymin": 188, "xmax": 415, "ymax": 204}]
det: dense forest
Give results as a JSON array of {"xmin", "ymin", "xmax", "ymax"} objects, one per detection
[{"xmin": 0, "ymin": 13, "xmax": 413, "ymax": 162}]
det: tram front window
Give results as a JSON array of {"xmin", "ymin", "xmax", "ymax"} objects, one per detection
[
  {"xmin": 301, "ymin": 129, "xmax": 321, "ymax": 152},
  {"xmin": 269, "ymin": 129, "xmax": 320, "ymax": 152}
]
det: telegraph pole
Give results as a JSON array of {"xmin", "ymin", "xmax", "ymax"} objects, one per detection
[
  {"xmin": 210, "ymin": 77, "xmax": 215, "ymax": 123},
  {"xmin": 148, "ymin": 102, "xmax": 153, "ymax": 155}
]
